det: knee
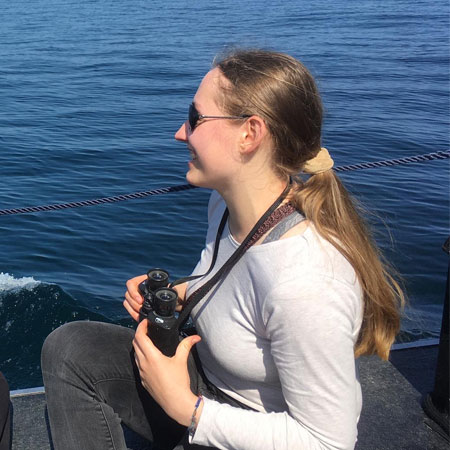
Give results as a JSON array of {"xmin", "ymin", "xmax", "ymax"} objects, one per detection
[
  {"xmin": 41, "ymin": 321, "xmax": 134, "ymax": 377},
  {"xmin": 41, "ymin": 323, "xmax": 69, "ymax": 373},
  {"xmin": 41, "ymin": 321, "xmax": 91, "ymax": 375}
]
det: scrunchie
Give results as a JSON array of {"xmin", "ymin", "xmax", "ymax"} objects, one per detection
[{"xmin": 302, "ymin": 147, "xmax": 334, "ymax": 174}]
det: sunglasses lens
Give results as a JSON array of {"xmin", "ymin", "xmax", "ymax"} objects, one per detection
[{"xmin": 188, "ymin": 104, "xmax": 198, "ymax": 131}]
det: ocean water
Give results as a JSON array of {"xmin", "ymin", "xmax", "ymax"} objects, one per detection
[{"xmin": 0, "ymin": 0, "xmax": 448, "ymax": 390}]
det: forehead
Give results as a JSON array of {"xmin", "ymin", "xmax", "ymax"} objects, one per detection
[
  {"xmin": 194, "ymin": 68, "xmax": 226, "ymax": 107},
  {"xmin": 199, "ymin": 68, "xmax": 222, "ymax": 91}
]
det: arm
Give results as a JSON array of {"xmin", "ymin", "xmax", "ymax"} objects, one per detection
[{"xmin": 191, "ymin": 276, "xmax": 362, "ymax": 450}]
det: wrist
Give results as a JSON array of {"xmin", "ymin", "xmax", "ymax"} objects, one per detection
[
  {"xmin": 187, "ymin": 394, "xmax": 203, "ymax": 438},
  {"xmin": 176, "ymin": 392, "xmax": 201, "ymax": 427}
]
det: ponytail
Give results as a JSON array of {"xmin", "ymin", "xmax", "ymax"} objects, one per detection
[{"xmin": 290, "ymin": 171, "xmax": 405, "ymax": 360}]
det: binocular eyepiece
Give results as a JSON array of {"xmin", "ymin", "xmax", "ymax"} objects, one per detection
[
  {"xmin": 140, "ymin": 269, "xmax": 170, "ymax": 294},
  {"xmin": 138, "ymin": 268, "xmax": 180, "ymax": 356},
  {"xmin": 139, "ymin": 268, "xmax": 178, "ymax": 318}
]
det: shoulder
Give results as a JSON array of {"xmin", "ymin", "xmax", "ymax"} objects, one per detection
[
  {"xmin": 257, "ymin": 226, "xmax": 363, "ymax": 332},
  {"xmin": 252, "ymin": 223, "xmax": 361, "ymax": 292},
  {"xmin": 301, "ymin": 224, "xmax": 361, "ymax": 289},
  {"xmin": 263, "ymin": 271, "xmax": 362, "ymax": 328}
]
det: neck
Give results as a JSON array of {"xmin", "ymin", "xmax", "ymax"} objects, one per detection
[{"xmin": 218, "ymin": 175, "xmax": 288, "ymax": 243}]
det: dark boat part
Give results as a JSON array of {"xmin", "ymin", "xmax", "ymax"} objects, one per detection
[
  {"xmin": 422, "ymin": 237, "xmax": 449, "ymax": 440},
  {"xmin": 0, "ymin": 372, "xmax": 11, "ymax": 450}
]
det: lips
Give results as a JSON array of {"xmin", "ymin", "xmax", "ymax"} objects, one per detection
[{"xmin": 188, "ymin": 145, "xmax": 197, "ymax": 160}]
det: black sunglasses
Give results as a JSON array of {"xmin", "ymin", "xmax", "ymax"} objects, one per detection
[{"xmin": 188, "ymin": 103, "xmax": 251, "ymax": 131}]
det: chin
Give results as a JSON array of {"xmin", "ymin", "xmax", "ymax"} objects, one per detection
[
  {"xmin": 186, "ymin": 170, "xmax": 216, "ymax": 190},
  {"xmin": 186, "ymin": 169, "xmax": 205, "ymax": 187}
]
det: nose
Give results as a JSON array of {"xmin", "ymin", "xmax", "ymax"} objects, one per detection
[{"xmin": 175, "ymin": 122, "xmax": 188, "ymax": 142}]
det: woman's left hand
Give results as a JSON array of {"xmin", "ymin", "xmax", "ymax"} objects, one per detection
[{"xmin": 133, "ymin": 319, "xmax": 202, "ymax": 427}]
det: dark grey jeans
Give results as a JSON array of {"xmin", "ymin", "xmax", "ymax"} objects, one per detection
[{"xmin": 41, "ymin": 321, "xmax": 228, "ymax": 450}]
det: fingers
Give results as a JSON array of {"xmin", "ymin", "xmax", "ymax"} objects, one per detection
[
  {"xmin": 133, "ymin": 321, "xmax": 148, "ymax": 364},
  {"xmin": 175, "ymin": 335, "xmax": 201, "ymax": 363},
  {"xmin": 123, "ymin": 297, "xmax": 140, "ymax": 321},
  {"xmin": 126, "ymin": 274, "xmax": 147, "ymax": 303},
  {"xmin": 133, "ymin": 320, "xmax": 161, "ymax": 357},
  {"xmin": 134, "ymin": 322, "xmax": 199, "ymax": 365},
  {"xmin": 123, "ymin": 291, "xmax": 142, "ymax": 321},
  {"xmin": 123, "ymin": 274, "xmax": 147, "ymax": 321},
  {"xmin": 172, "ymin": 282, "xmax": 187, "ymax": 304},
  {"xmin": 133, "ymin": 321, "xmax": 164, "ymax": 393},
  {"xmin": 134, "ymin": 318, "xmax": 149, "ymax": 351},
  {"xmin": 135, "ymin": 316, "xmax": 148, "ymax": 336},
  {"xmin": 126, "ymin": 274, "xmax": 147, "ymax": 293}
]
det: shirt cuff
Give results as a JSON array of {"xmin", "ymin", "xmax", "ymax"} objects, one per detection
[{"xmin": 188, "ymin": 396, "xmax": 220, "ymax": 446}]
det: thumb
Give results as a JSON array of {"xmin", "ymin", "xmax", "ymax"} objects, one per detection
[{"xmin": 175, "ymin": 335, "xmax": 201, "ymax": 361}]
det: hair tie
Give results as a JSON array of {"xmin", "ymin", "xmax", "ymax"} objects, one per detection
[{"xmin": 302, "ymin": 147, "xmax": 334, "ymax": 174}]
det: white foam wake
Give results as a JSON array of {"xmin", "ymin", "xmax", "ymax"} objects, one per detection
[{"xmin": 0, "ymin": 272, "xmax": 40, "ymax": 292}]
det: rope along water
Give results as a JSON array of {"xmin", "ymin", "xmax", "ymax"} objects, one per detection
[
  {"xmin": 1, "ymin": 150, "xmax": 448, "ymax": 217},
  {"xmin": 333, "ymin": 150, "xmax": 449, "ymax": 172}
]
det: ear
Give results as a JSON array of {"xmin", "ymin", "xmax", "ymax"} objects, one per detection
[{"xmin": 239, "ymin": 116, "xmax": 269, "ymax": 154}]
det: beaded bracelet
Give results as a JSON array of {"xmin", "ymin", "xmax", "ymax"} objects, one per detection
[{"xmin": 188, "ymin": 395, "xmax": 203, "ymax": 438}]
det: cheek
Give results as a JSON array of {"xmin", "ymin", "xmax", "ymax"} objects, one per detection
[{"xmin": 190, "ymin": 124, "xmax": 239, "ymax": 165}]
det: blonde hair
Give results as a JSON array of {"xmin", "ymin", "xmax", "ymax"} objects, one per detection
[{"xmin": 214, "ymin": 49, "xmax": 404, "ymax": 360}]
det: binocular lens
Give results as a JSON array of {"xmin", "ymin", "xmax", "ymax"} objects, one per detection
[
  {"xmin": 153, "ymin": 288, "xmax": 178, "ymax": 317},
  {"xmin": 147, "ymin": 269, "xmax": 169, "ymax": 291}
]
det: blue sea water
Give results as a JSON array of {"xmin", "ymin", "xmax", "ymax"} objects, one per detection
[{"xmin": 0, "ymin": 0, "xmax": 448, "ymax": 389}]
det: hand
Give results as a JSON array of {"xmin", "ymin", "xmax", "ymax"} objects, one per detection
[
  {"xmin": 124, "ymin": 276, "xmax": 188, "ymax": 321},
  {"xmin": 124, "ymin": 274, "xmax": 147, "ymax": 321},
  {"xmin": 133, "ymin": 319, "xmax": 202, "ymax": 426},
  {"xmin": 174, "ymin": 282, "xmax": 188, "ymax": 311}
]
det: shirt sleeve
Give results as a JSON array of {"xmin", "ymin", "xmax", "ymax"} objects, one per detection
[{"xmin": 191, "ymin": 274, "xmax": 362, "ymax": 450}]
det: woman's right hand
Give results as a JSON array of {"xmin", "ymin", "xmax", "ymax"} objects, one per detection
[{"xmin": 124, "ymin": 274, "xmax": 147, "ymax": 322}]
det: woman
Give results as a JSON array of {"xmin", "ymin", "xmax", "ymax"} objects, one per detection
[{"xmin": 42, "ymin": 49, "xmax": 404, "ymax": 450}]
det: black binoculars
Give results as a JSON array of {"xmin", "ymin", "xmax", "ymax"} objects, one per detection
[{"xmin": 138, "ymin": 269, "xmax": 180, "ymax": 356}]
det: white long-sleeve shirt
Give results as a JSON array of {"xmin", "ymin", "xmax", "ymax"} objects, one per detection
[{"xmin": 187, "ymin": 191, "xmax": 363, "ymax": 450}]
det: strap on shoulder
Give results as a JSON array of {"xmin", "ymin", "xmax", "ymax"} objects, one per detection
[{"xmin": 262, "ymin": 211, "xmax": 305, "ymax": 244}]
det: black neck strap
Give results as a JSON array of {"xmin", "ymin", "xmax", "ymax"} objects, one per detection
[
  {"xmin": 170, "ymin": 209, "xmax": 229, "ymax": 289},
  {"xmin": 173, "ymin": 180, "xmax": 292, "ymax": 328}
]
